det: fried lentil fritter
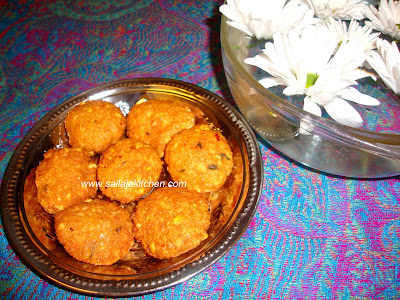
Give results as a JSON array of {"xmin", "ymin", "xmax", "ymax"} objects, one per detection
[
  {"xmin": 54, "ymin": 199, "xmax": 134, "ymax": 265},
  {"xmin": 65, "ymin": 100, "xmax": 126, "ymax": 154},
  {"xmin": 132, "ymin": 187, "xmax": 211, "ymax": 259},
  {"xmin": 35, "ymin": 147, "xmax": 97, "ymax": 214},
  {"xmin": 126, "ymin": 99, "xmax": 196, "ymax": 157},
  {"xmin": 164, "ymin": 124, "xmax": 233, "ymax": 193},
  {"xmin": 97, "ymin": 138, "xmax": 163, "ymax": 203}
]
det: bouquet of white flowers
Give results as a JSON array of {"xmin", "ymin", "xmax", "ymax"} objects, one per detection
[{"xmin": 220, "ymin": 0, "xmax": 400, "ymax": 129}]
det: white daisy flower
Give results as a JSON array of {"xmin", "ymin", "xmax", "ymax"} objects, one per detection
[
  {"xmin": 325, "ymin": 17, "xmax": 380, "ymax": 53},
  {"xmin": 304, "ymin": 0, "xmax": 368, "ymax": 20},
  {"xmin": 219, "ymin": 0, "xmax": 317, "ymax": 40},
  {"xmin": 364, "ymin": 0, "xmax": 400, "ymax": 40},
  {"xmin": 366, "ymin": 38, "xmax": 400, "ymax": 94},
  {"xmin": 245, "ymin": 25, "xmax": 380, "ymax": 128},
  {"xmin": 245, "ymin": 25, "xmax": 338, "ymax": 95}
]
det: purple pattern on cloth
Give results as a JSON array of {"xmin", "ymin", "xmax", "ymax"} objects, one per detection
[{"xmin": 0, "ymin": 0, "xmax": 399, "ymax": 299}]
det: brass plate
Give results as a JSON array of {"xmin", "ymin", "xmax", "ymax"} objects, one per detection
[{"xmin": 1, "ymin": 78, "xmax": 263, "ymax": 297}]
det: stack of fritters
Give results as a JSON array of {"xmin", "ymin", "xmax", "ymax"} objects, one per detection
[{"xmin": 32, "ymin": 99, "xmax": 233, "ymax": 265}]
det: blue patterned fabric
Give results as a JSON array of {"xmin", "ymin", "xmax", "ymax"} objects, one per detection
[{"xmin": 1, "ymin": 1, "xmax": 399, "ymax": 299}]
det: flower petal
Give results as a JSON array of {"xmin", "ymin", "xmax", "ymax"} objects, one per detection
[
  {"xmin": 299, "ymin": 96, "xmax": 321, "ymax": 135},
  {"xmin": 303, "ymin": 96, "xmax": 322, "ymax": 116},
  {"xmin": 324, "ymin": 97, "xmax": 363, "ymax": 127},
  {"xmin": 310, "ymin": 69, "xmax": 357, "ymax": 93},
  {"xmin": 366, "ymin": 38, "xmax": 400, "ymax": 94},
  {"xmin": 258, "ymin": 77, "xmax": 283, "ymax": 89},
  {"xmin": 364, "ymin": 0, "xmax": 400, "ymax": 40},
  {"xmin": 219, "ymin": 4, "xmax": 243, "ymax": 23},
  {"xmin": 366, "ymin": 50, "xmax": 391, "ymax": 78},
  {"xmin": 220, "ymin": 0, "xmax": 317, "ymax": 40},
  {"xmin": 308, "ymin": 90, "xmax": 335, "ymax": 106},
  {"xmin": 305, "ymin": 0, "xmax": 368, "ymax": 20},
  {"xmin": 336, "ymin": 87, "xmax": 380, "ymax": 106},
  {"xmin": 349, "ymin": 69, "xmax": 377, "ymax": 81},
  {"xmin": 283, "ymin": 84, "xmax": 306, "ymax": 96},
  {"xmin": 328, "ymin": 39, "xmax": 366, "ymax": 72},
  {"xmin": 226, "ymin": 21, "xmax": 254, "ymax": 37}
]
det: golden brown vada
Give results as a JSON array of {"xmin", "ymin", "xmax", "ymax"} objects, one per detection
[
  {"xmin": 54, "ymin": 199, "xmax": 134, "ymax": 265},
  {"xmin": 65, "ymin": 100, "xmax": 126, "ymax": 153},
  {"xmin": 164, "ymin": 124, "xmax": 233, "ymax": 193},
  {"xmin": 132, "ymin": 187, "xmax": 210, "ymax": 259},
  {"xmin": 97, "ymin": 138, "xmax": 163, "ymax": 203},
  {"xmin": 126, "ymin": 99, "xmax": 195, "ymax": 157},
  {"xmin": 35, "ymin": 147, "xmax": 97, "ymax": 214}
]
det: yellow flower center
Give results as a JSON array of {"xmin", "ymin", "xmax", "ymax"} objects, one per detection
[{"xmin": 306, "ymin": 73, "xmax": 319, "ymax": 88}]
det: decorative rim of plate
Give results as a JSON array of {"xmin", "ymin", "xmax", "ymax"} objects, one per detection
[{"xmin": 1, "ymin": 77, "xmax": 263, "ymax": 297}]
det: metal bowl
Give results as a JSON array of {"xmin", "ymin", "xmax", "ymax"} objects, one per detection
[
  {"xmin": 1, "ymin": 78, "xmax": 263, "ymax": 297},
  {"xmin": 220, "ymin": 15, "xmax": 400, "ymax": 178}
]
